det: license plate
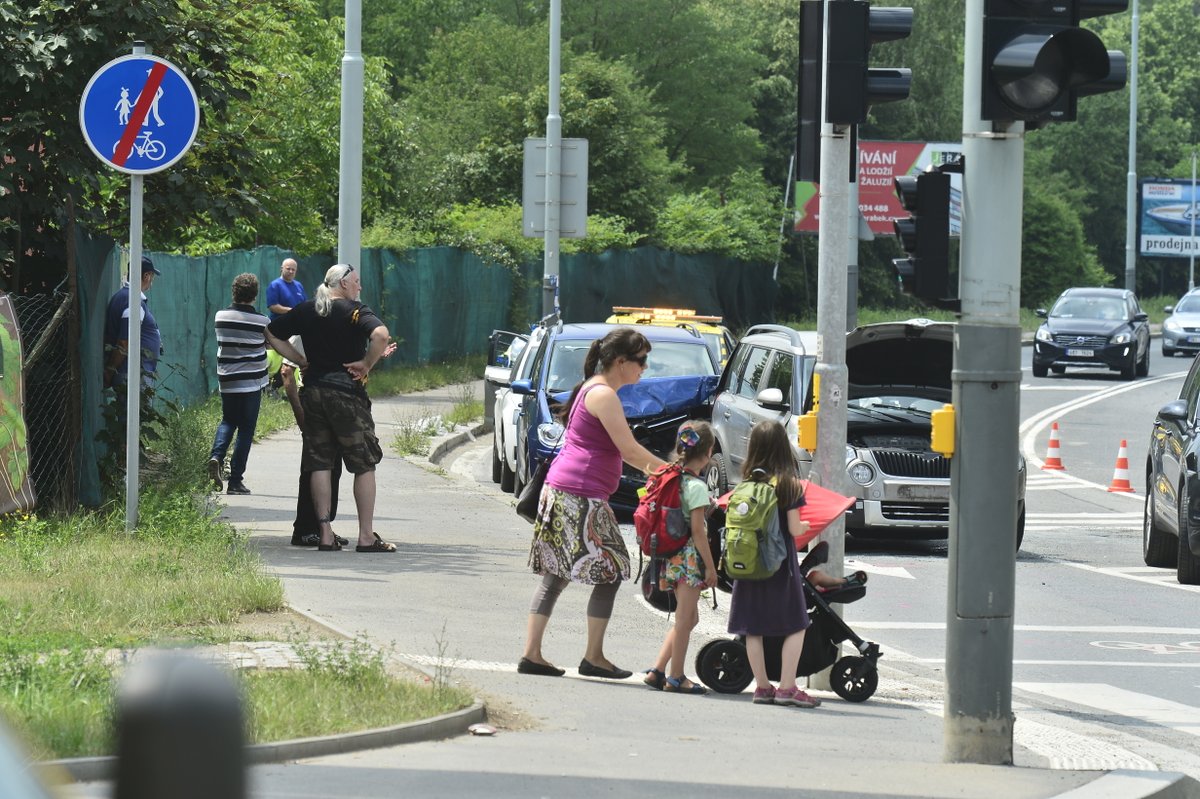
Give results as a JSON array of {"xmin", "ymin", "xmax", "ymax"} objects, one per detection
[
  {"xmin": 1066, "ymin": 348, "xmax": 1094, "ymax": 357},
  {"xmin": 1189, "ymin": 337, "xmax": 1200, "ymax": 344}
]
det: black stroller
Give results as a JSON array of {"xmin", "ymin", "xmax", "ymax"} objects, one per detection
[{"xmin": 647, "ymin": 503, "xmax": 882, "ymax": 702}]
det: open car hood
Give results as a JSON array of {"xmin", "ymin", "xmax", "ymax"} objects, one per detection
[
  {"xmin": 551, "ymin": 375, "xmax": 718, "ymax": 419},
  {"xmin": 845, "ymin": 319, "xmax": 953, "ymax": 393}
]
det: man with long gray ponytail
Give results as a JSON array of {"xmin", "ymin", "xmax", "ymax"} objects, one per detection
[{"xmin": 266, "ymin": 264, "xmax": 396, "ymax": 553}]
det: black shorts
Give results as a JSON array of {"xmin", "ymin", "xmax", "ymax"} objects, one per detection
[{"xmin": 300, "ymin": 384, "xmax": 381, "ymax": 474}]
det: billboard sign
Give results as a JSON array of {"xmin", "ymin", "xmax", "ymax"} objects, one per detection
[
  {"xmin": 1138, "ymin": 178, "xmax": 1199, "ymax": 258},
  {"xmin": 794, "ymin": 140, "xmax": 963, "ymax": 237}
]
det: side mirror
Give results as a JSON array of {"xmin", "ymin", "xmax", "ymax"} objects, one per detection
[
  {"xmin": 1159, "ymin": 399, "xmax": 1189, "ymax": 424},
  {"xmin": 511, "ymin": 379, "xmax": 534, "ymax": 396},
  {"xmin": 1165, "ymin": 305, "xmax": 1175, "ymax": 313},
  {"xmin": 1134, "ymin": 312, "xmax": 1149, "ymax": 322},
  {"xmin": 756, "ymin": 387, "xmax": 787, "ymax": 411},
  {"xmin": 1035, "ymin": 308, "xmax": 1048, "ymax": 318}
]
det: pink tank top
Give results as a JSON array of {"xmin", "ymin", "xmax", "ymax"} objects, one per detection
[{"xmin": 546, "ymin": 384, "xmax": 623, "ymax": 499}]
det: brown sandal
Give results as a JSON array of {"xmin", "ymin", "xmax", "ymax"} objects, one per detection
[{"xmin": 356, "ymin": 532, "xmax": 396, "ymax": 553}]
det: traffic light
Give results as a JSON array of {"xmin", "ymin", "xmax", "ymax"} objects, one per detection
[
  {"xmin": 826, "ymin": 1, "xmax": 914, "ymax": 126},
  {"xmin": 981, "ymin": 0, "xmax": 1128, "ymax": 124},
  {"xmin": 796, "ymin": 0, "xmax": 824, "ymax": 182},
  {"xmin": 892, "ymin": 170, "xmax": 950, "ymax": 303},
  {"xmin": 795, "ymin": 0, "xmax": 913, "ymax": 182}
]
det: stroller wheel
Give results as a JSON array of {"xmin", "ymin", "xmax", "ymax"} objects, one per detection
[
  {"xmin": 695, "ymin": 639, "xmax": 754, "ymax": 694},
  {"xmin": 831, "ymin": 655, "xmax": 878, "ymax": 703}
]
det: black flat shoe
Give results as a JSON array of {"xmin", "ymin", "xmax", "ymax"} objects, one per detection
[
  {"xmin": 517, "ymin": 657, "xmax": 565, "ymax": 677},
  {"xmin": 578, "ymin": 659, "xmax": 633, "ymax": 680}
]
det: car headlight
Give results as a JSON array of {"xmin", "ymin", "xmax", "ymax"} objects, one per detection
[
  {"xmin": 1035, "ymin": 327, "xmax": 1053, "ymax": 343},
  {"xmin": 537, "ymin": 422, "xmax": 564, "ymax": 447},
  {"xmin": 848, "ymin": 460, "xmax": 875, "ymax": 486},
  {"xmin": 1111, "ymin": 332, "xmax": 1131, "ymax": 345},
  {"xmin": 1164, "ymin": 319, "xmax": 1181, "ymax": 332}
]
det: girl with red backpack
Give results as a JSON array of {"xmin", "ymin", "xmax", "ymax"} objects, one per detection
[{"xmin": 643, "ymin": 421, "xmax": 719, "ymax": 695}]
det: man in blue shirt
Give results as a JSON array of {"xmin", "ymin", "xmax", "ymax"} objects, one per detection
[
  {"xmin": 266, "ymin": 257, "xmax": 306, "ymax": 320},
  {"xmin": 103, "ymin": 256, "xmax": 162, "ymax": 389}
]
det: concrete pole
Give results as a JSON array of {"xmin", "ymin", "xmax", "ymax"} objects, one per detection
[
  {"xmin": 945, "ymin": 0, "xmax": 1020, "ymax": 764},
  {"xmin": 809, "ymin": 0, "xmax": 853, "ymax": 691},
  {"xmin": 847, "ymin": 145, "xmax": 861, "ymax": 331},
  {"xmin": 124, "ymin": 41, "xmax": 147, "ymax": 532},
  {"xmin": 337, "ymin": 0, "xmax": 364, "ymax": 267},
  {"xmin": 542, "ymin": 0, "xmax": 563, "ymax": 318},
  {"xmin": 1123, "ymin": 0, "xmax": 1139, "ymax": 291}
]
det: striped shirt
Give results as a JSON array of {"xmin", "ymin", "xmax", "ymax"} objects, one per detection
[{"xmin": 214, "ymin": 303, "xmax": 269, "ymax": 394}]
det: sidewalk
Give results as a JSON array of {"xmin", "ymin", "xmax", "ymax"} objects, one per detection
[{"xmin": 70, "ymin": 381, "xmax": 1196, "ymax": 799}]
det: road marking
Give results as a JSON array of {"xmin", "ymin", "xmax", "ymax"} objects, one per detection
[
  {"xmin": 1021, "ymin": 384, "xmax": 1111, "ymax": 391},
  {"xmin": 851, "ymin": 621, "xmax": 1200, "ymax": 634},
  {"xmin": 1014, "ymin": 683, "xmax": 1200, "ymax": 738},
  {"xmin": 1064, "ymin": 562, "xmax": 1200, "ymax": 593},
  {"xmin": 844, "ymin": 558, "xmax": 914, "ymax": 579}
]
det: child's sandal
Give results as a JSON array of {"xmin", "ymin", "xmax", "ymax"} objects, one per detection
[
  {"xmin": 663, "ymin": 675, "xmax": 707, "ymax": 695},
  {"xmin": 643, "ymin": 668, "xmax": 666, "ymax": 691}
]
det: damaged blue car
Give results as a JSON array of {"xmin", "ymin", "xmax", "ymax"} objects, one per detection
[{"xmin": 510, "ymin": 322, "xmax": 719, "ymax": 513}]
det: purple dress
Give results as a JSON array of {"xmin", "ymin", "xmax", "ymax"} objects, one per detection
[{"xmin": 726, "ymin": 495, "xmax": 811, "ymax": 637}]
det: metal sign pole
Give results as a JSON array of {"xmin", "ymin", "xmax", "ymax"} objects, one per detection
[{"xmin": 123, "ymin": 43, "xmax": 149, "ymax": 532}]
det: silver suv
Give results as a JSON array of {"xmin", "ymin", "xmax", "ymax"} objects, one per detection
[{"xmin": 709, "ymin": 320, "xmax": 1027, "ymax": 547}]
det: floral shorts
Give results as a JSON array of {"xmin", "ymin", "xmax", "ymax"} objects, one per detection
[{"xmin": 658, "ymin": 541, "xmax": 706, "ymax": 590}]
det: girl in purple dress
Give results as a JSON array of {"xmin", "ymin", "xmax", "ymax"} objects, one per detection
[{"xmin": 726, "ymin": 421, "xmax": 821, "ymax": 709}]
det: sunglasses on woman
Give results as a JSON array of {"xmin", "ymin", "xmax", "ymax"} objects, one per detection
[{"xmin": 628, "ymin": 353, "xmax": 648, "ymax": 366}]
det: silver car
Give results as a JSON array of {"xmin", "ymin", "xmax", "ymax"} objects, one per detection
[
  {"xmin": 708, "ymin": 320, "xmax": 1027, "ymax": 548},
  {"xmin": 1161, "ymin": 288, "xmax": 1200, "ymax": 358}
]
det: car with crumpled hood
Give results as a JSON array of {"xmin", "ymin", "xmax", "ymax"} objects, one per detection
[{"xmin": 510, "ymin": 322, "xmax": 719, "ymax": 512}]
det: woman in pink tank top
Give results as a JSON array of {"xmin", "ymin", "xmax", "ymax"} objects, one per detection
[{"xmin": 518, "ymin": 328, "xmax": 668, "ymax": 680}]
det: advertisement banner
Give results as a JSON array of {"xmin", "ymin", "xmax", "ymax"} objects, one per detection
[
  {"xmin": 1139, "ymin": 178, "xmax": 1200, "ymax": 258},
  {"xmin": 794, "ymin": 140, "xmax": 963, "ymax": 237},
  {"xmin": 0, "ymin": 294, "xmax": 35, "ymax": 514}
]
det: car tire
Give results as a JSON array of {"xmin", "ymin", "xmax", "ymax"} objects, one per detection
[
  {"xmin": 1178, "ymin": 481, "xmax": 1200, "ymax": 585},
  {"xmin": 1136, "ymin": 345, "xmax": 1150, "ymax": 377},
  {"xmin": 512, "ymin": 463, "xmax": 525, "ymax": 498},
  {"xmin": 1163, "ymin": 344, "xmax": 1175, "ymax": 358},
  {"xmin": 1144, "ymin": 489, "xmax": 1176, "ymax": 568},
  {"xmin": 707, "ymin": 452, "xmax": 730, "ymax": 496},
  {"xmin": 491, "ymin": 441, "xmax": 502, "ymax": 483},
  {"xmin": 1121, "ymin": 354, "xmax": 1137, "ymax": 380},
  {"xmin": 1032, "ymin": 362, "xmax": 1048, "ymax": 378},
  {"xmin": 1016, "ymin": 501, "xmax": 1025, "ymax": 552},
  {"xmin": 499, "ymin": 453, "xmax": 515, "ymax": 493}
]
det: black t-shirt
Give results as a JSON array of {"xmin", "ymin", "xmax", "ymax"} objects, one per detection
[{"xmin": 268, "ymin": 298, "xmax": 383, "ymax": 392}]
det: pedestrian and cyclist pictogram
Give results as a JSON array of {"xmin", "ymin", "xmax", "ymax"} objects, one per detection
[{"xmin": 79, "ymin": 54, "xmax": 200, "ymax": 175}]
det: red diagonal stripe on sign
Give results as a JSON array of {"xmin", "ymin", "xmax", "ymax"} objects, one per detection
[{"xmin": 112, "ymin": 62, "xmax": 168, "ymax": 167}]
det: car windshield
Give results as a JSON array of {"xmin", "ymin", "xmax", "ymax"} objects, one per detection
[
  {"xmin": 545, "ymin": 339, "xmax": 715, "ymax": 393},
  {"xmin": 1050, "ymin": 296, "xmax": 1126, "ymax": 321},
  {"xmin": 1175, "ymin": 296, "xmax": 1200, "ymax": 314}
]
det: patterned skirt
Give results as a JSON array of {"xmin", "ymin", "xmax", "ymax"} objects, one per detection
[{"xmin": 528, "ymin": 486, "xmax": 630, "ymax": 585}]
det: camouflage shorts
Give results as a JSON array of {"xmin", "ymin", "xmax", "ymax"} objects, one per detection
[{"xmin": 300, "ymin": 384, "xmax": 381, "ymax": 474}]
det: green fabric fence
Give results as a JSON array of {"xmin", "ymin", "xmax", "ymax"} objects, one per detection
[{"xmin": 71, "ymin": 236, "xmax": 777, "ymax": 505}]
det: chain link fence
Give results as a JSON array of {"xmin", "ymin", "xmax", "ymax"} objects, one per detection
[{"xmin": 11, "ymin": 292, "xmax": 78, "ymax": 511}]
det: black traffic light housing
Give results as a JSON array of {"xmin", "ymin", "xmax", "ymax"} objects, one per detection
[
  {"xmin": 826, "ymin": 1, "xmax": 914, "ymax": 126},
  {"xmin": 892, "ymin": 170, "xmax": 951, "ymax": 304},
  {"xmin": 981, "ymin": 0, "xmax": 1128, "ymax": 124},
  {"xmin": 796, "ymin": 0, "xmax": 913, "ymax": 182}
]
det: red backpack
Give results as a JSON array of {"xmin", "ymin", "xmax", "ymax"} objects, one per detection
[{"xmin": 634, "ymin": 463, "xmax": 691, "ymax": 558}]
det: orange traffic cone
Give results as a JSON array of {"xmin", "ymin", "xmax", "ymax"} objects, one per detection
[
  {"xmin": 1107, "ymin": 440, "xmax": 1135, "ymax": 493},
  {"xmin": 1042, "ymin": 422, "xmax": 1065, "ymax": 471}
]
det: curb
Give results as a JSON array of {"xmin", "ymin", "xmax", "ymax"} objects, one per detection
[
  {"xmin": 46, "ymin": 701, "xmax": 487, "ymax": 783},
  {"xmin": 428, "ymin": 421, "xmax": 489, "ymax": 466},
  {"xmin": 1055, "ymin": 770, "xmax": 1200, "ymax": 799}
]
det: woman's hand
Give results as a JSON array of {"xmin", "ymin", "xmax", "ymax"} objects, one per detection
[{"xmin": 703, "ymin": 568, "xmax": 719, "ymax": 589}]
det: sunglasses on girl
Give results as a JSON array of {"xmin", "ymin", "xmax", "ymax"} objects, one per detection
[{"xmin": 628, "ymin": 353, "xmax": 648, "ymax": 366}]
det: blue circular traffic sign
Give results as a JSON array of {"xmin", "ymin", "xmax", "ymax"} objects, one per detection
[{"xmin": 79, "ymin": 54, "xmax": 200, "ymax": 175}]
